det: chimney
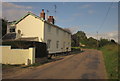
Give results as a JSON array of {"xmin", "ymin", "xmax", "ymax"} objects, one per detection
[
  {"xmin": 47, "ymin": 16, "xmax": 55, "ymax": 24},
  {"xmin": 40, "ymin": 9, "xmax": 45, "ymax": 20}
]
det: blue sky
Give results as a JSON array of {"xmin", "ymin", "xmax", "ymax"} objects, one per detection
[{"xmin": 2, "ymin": 2, "xmax": 118, "ymax": 41}]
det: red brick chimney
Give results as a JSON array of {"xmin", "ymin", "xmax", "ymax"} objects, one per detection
[
  {"xmin": 40, "ymin": 9, "xmax": 45, "ymax": 20},
  {"xmin": 47, "ymin": 16, "xmax": 55, "ymax": 24}
]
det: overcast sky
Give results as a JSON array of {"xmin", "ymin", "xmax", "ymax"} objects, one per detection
[{"xmin": 2, "ymin": 2, "xmax": 119, "ymax": 42}]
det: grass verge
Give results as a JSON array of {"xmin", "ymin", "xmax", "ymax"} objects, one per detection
[{"xmin": 100, "ymin": 44, "xmax": 118, "ymax": 79}]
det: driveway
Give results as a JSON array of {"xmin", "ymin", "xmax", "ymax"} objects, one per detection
[{"xmin": 3, "ymin": 49, "xmax": 107, "ymax": 79}]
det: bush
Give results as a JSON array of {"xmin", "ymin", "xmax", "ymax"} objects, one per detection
[{"xmin": 71, "ymin": 47, "xmax": 81, "ymax": 51}]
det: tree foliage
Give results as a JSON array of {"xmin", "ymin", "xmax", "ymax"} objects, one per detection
[
  {"xmin": 71, "ymin": 31, "xmax": 87, "ymax": 47},
  {"xmin": 87, "ymin": 37, "xmax": 97, "ymax": 48},
  {"xmin": 1, "ymin": 18, "xmax": 8, "ymax": 37},
  {"xmin": 99, "ymin": 38, "xmax": 110, "ymax": 47},
  {"xmin": 71, "ymin": 31, "xmax": 117, "ymax": 48}
]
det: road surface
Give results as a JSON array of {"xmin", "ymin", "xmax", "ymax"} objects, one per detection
[{"xmin": 3, "ymin": 49, "xmax": 107, "ymax": 79}]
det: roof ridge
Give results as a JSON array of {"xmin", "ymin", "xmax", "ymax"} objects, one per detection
[
  {"xmin": 12, "ymin": 12, "xmax": 44, "ymax": 25},
  {"xmin": 10, "ymin": 12, "xmax": 71, "ymax": 34}
]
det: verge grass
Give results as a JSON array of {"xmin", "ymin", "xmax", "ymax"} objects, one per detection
[{"xmin": 100, "ymin": 44, "xmax": 118, "ymax": 79}]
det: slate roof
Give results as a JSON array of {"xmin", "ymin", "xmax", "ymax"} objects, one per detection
[
  {"xmin": 17, "ymin": 37, "xmax": 38, "ymax": 41},
  {"xmin": 2, "ymin": 33, "xmax": 16, "ymax": 41}
]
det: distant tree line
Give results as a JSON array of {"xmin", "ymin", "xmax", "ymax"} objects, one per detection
[{"xmin": 72, "ymin": 31, "xmax": 117, "ymax": 48}]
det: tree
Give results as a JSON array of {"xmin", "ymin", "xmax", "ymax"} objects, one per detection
[
  {"xmin": 1, "ymin": 18, "xmax": 8, "ymax": 38},
  {"xmin": 99, "ymin": 38, "xmax": 110, "ymax": 47},
  {"xmin": 71, "ymin": 34, "xmax": 79, "ymax": 47},
  {"xmin": 71, "ymin": 31, "xmax": 88, "ymax": 47},
  {"xmin": 71, "ymin": 30, "xmax": 118, "ymax": 48},
  {"xmin": 87, "ymin": 37, "xmax": 97, "ymax": 48}
]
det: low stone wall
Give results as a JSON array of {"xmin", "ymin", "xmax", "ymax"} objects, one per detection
[{"xmin": 0, "ymin": 46, "xmax": 35, "ymax": 65}]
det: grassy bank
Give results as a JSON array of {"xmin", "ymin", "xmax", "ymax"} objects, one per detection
[{"xmin": 100, "ymin": 44, "xmax": 118, "ymax": 79}]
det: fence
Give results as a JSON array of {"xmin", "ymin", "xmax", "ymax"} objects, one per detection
[{"xmin": 0, "ymin": 46, "xmax": 35, "ymax": 65}]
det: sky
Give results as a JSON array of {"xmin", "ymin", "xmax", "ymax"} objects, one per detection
[{"xmin": 2, "ymin": 2, "xmax": 119, "ymax": 42}]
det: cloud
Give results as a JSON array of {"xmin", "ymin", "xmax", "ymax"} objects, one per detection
[
  {"xmin": 106, "ymin": 31, "xmax": 118, "ymax": 42},
  {"xmin": 79, "ymin": 4, "xmax": 91, "ymax": 9},
  {"xmin": 2, "ymin": 2, "xmax": 32, "ymax": 21},
  {"xmin": 65, "ymin": 25, "xmax": 94, "ymax": 34},
  {"xmin": 112, "ymin": 5, "xmax": 118, "ymax": 8},
  {"xmin": 88, "ymin": 10, "xmax": 95, "ymax": 14},
  {"xmin": 66, "ymin": 26, "xmax": 80, "ymax": 34},
  {"xmin": 3, "ymin": 9, "xmax": 27, "ymax": 21},
  {"xmin": 78, "ymin": 4, "xmax": 95, "ymax": 15},
  {"xmin": 87, "ymin": 31, "xmax": 118, "ymax": 42},
  {"xmin": 2, "ymin": 2, "xmax": 32, "ymax": 9},
  {"xmin": 73, "ymin": 13, "xmax": 82, "ymax": 17}
]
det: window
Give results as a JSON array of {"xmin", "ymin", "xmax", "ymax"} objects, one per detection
[
  {"xmin": 56, "ymin": 41, "xmax": 59, "ymax": 49},
  {"xmin": 48, "ymin": 25, "xmax": 51, "ymax": 32},
  {"xmin": 10, "ymin": 28, "xmax": 15, "ymax": 32},
  {"xmin": 47, "ymin": 40, "xmax": 51, "ymax": 48}
]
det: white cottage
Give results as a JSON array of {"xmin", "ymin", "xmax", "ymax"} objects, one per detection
[{"xmin": 5, "ymin": 9, "xmax": 71, "ymax": 54}]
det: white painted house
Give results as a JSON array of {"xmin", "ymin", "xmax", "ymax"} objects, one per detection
[{"xmin": 5, "ymin": 9, "xmax": 71, "ymax": 54}]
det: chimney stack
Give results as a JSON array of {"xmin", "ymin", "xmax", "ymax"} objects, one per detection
[
  {"xmin": 40, "ymin": 9, "xmax": 45, "ymax": 20},
  {"xmin": 47, "ymin": 16, "xmax": 55, "ymax": 24}
]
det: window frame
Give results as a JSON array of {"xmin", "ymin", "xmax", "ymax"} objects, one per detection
[
  {"xmin": 10, "ymin": 28, "xmax": 15, "ymax": 32},
  {"xmin": 56, "ymin": 41, "xmax": 59, "ymax": 49},
  {"xmin": 47, "ymin": 39, "xmax": 51, "ymax": 49},
  {"xmin": 48, "ymin": 25, "xmax": 51, "ymax": 32}
]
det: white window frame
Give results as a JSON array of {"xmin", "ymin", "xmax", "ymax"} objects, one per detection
[
  {"xmin": 48, "ymin": 25, "xmax": 51, "ymax": 32},
  {"xmin": 47, "ymin": 39, "xmax": 51, "ymax": 49},
  {"xmin": 56, "ymin": 41, "xmax": 59, "ymax": 49}
]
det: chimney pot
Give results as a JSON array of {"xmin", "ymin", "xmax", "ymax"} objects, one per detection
[
  {"xmin": 40, "ymin": 9, "xmax": 45, "ymax": 20},
  {"xmin": 48, "ymin": 16, "xmax": 55, "ymax": 24}
]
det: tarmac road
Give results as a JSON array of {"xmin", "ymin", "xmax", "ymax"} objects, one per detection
[{"xmin": 3, "ymin": 49, "xmax": 107, "ymax": 79}]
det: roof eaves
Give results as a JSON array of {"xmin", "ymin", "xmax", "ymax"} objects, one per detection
[
  {"xmin": 9, "ymin": 12, "xmax": 71, "ymax": 34},
  {"xmin": 13, "ymin": 12, "xmax": 44, "ymax": 25},
  {"xmin": 45, "ymin": 21, "xmax": 71, "ymax": 34},
  {"xmin": 12, "ymin": 13, "xmax": 29, "ymax": 25}
]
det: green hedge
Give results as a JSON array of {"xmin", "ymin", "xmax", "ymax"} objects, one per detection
[{"xmin": 71, "ymin": 47, "xmax": 81, "ymax": 51}]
